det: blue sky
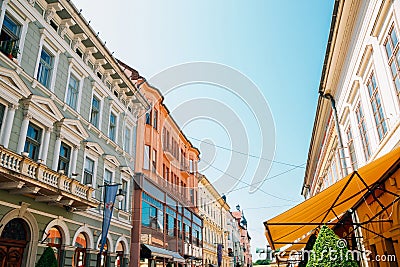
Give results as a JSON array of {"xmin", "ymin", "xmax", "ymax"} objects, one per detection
[{"xmin": 73, "ymin": 0, "xmax": 334, "ymax": 259}]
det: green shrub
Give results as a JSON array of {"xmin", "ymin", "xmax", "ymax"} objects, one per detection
[
  {"xmin": 36, "ymin": 246, "xmax": 58, "ymax": 267},
  {"xmin": 306, "ymin": 225, "xmax": 358, "ymax": 267}
]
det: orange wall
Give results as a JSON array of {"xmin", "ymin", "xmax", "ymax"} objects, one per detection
[{"xmin": 135, "ymin": 81, "xmax": 200, "ymax": 207}]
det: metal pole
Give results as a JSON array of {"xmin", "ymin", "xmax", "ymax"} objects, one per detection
[{"xmin": 320, "ymin": 93, "xmax": 349, "ymax": 177}]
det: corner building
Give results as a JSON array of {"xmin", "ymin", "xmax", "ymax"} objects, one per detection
[
  {"xmin": 264, "ymin": 0, "xmax": 400, "ymax": 266},
  {"xmin": 121, "ymin": 63, "xmax": 202, "ymax": 267}
]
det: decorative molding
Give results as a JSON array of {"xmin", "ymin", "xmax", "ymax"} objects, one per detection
[
  {"xmin": 44, "ymin": 3, "xmax": 63, "ymax": 23},
  {"xmin": 84, "ymin": 141, "xmax": 105, "ymax": 156},
  {"xmin": 71, "ymin": 33, "xmax": 87, "ymax": 51}
]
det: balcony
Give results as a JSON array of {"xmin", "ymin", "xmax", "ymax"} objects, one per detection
[
  {"xmin": 163, "ymin": 144, "xmax": 175, "ymax": 162},
  {"xmin": 0, "ymin": 146, "xmax": 98, "ymax": 210},
  {"xmin": 180, "ymin": 162, "xmax": 190, "ymax": 177},
  {"xmin": 138, "ymin": 172, "xmax": 194, "ymax": 208}
]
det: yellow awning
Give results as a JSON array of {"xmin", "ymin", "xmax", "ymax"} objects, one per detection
[{"xmin": 264, "ymin": 146, "xmax": 400, "ymax": 251}]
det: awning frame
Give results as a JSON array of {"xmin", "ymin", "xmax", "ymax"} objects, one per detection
[{"xmin": 264, "ymin": 153, "xmax": 400, "ymax": 251}]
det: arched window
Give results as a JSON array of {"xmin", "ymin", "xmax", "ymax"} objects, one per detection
[
  {"xmin": 115, "ymin": 241, "xmax": 125, "ymax": 267},
  {"xmin": 46, "ymin": 226, "xmax": 62, "ymax": 264},
  {"xmin": 73, "ymin": 233, "xmax": 87, "ymax": 267}
]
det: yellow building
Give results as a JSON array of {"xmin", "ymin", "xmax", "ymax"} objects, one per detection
[{"xmin": 198, "ymin": 175, "xmax": 230, "ymax": 267}]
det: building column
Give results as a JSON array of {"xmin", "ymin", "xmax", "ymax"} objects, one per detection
[
  {"xmin": 52, "ymin": 136, "xmax": 62, "ymax": 171},
  {"xmin": 62, "ymin": 245, "xmax": 75, "ymax": 267},
  {"xmin": 40, "ymin": 127, "xmax": 52, "ymax": 164},
  {"xmin": 70, "ymin": 145, "xmax": 79, "ymax": 176},
  {"xmin": 16, "ymin": 113, "xmax": 31, "ymax": 154},
  {"xmin": 1, "ymin": 103, "xmax": 17, "ymax": 148},
  {"xmin": 86, "ymin": 249, "xmax": 98, "ymax": 267}
]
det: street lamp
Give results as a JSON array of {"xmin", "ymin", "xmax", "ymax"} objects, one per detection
[{"xmin": 116, "ymin": 189, "xmax": 125, "ymax": 202}]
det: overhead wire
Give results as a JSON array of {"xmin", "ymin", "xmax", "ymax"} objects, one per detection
[
  {"xmin": 199, "ymin": 157, "xmax": 300, "ymax": 203},
  {"xmin": 188, "ymin": 135, "xmax": 305, "ymax": 169}
]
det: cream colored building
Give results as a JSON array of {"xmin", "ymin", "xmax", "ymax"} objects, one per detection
[
  {"xmin": 198, "ymin": 175, "xmax": 230, "ymax": 267},
  {"xmin": 265, "ymin": 1, "xmax": 400, "ymax": 266}
]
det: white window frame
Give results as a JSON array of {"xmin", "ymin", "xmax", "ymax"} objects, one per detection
[
  {"xmin": 0, "ymin": 100, "xmax": 9, "ymax": 141},
  {"xmin": 64, "ymin": 68, "xmax": 83, "ymax": 111},
  {"xmin": 1, "ymin": 7, "xmax": 30, "ymax": 64},
  {"xmin": 89, "ymin": 90, "xmax": 103, "ymax": 129},
  {"xmin": 144, "ymin": 144, "xmax": 150, "ymax": 170},
  {"xmin": 82, "ymin": 153, "xmax": 98, "ymax": 198},
  {"xmin": 119, "ymin": 176, "xmax": 130, "ymax": 212},
  {"xmin": 101, "ymin": 167, "xmax": 114, "ymax": 202},
  {"xmin": 108, "ymin": 109, "xmax": 119, "ymax": 143},
  {"xmin": 34, "ymin": 39, "xmax": 60, "ymax": 92},
  {"xmin": 24, "ymin": 121, "xmax": 45, "ymax": 161},
  {"xmin": 123, "ymin": 125, "xmax": 132, "ymax": 154}
]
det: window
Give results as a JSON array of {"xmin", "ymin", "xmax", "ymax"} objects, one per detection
[
  {"xmin": 0, "ymin": 14, "xmax": 21, "ymax": 59},
  {"xmin": 144, "ymin": 145, "xmax": 150, "ymax": 170},
  {"xmin": 145, "ymin": 110, "xmax": 151, "ymax": 125},
  {"xmin": 153, "ymin": 109, "xmax": 158, "ymax": 129},
  {"xmin": 385, "ymin": 24, "xmax": 400, "ymax": 99},
  {"xmin": 367, "ymin": 73, "xmax": 387, "ymax": 141},
  {"xmin": 46, "ymin": 227, "xmax": 62, "ymax": 265},
  {"xmin": 88, "ymin": 61, "xmax": 94, "ymax": 71},
  {"xmin": 90, "ymin": 95, "xmax": 100, "ymax": 127},
  {"xmin": 106, "ymin": 81, "xmax": 112, "ymax": 90},
  {"xmin": 118, "ymin": 179, "xmax": 128, "ymax": 211},
  {"xmin": 24, "ymin": 123, "xmax": 42, "ymax": 160},
  {"xmin": 109, "ymin": 112, "xmax": 117, "ymax": 141},
  {"xmin": 76, "ymin": 48, "xmax": 83, "ymax": 58},
  {"xmin": 66, "ymin": 74, "xmax": 79, "ymax": 110},
  {"xmin": 58, "ymin": 142, "xmax": 71, "ymax": 174},
  {"xmin": 102, "ymin": 169, "xmax": 113, "ymax": 201},
  {"xmin": 50, "ymin": 20, "xmax": 58, "ymax": 32},
  {"xmin": 142, "ymin": 194, "xmax": 164, "ymax": 232},
  {"xmin": 346, "ymin": 126, "xmax": 357, "ymax": 171},
  {"xmin": 104, "ymin": 169, "xmax": 112, "ymax": 185},
  {"xmin": 73, "ymin": 233, "xmax": 87, "ymax": 267},
  {"xmin": 83, "ymin": 157, "xmax": 95, "ymax": 185},
  {"xmin": 124, "ymin": 127, "xmax": 131, "ymax": 153},
  {"xmin": 64, "ymin": 35, "xmax": 72, "ymax": 46},
  {"xmin": 37, "ymin": 48, "xmax": 53, "ymax": 88},
  {"xmin": 189, "ymin": 159, "xmax": 194, "ymax": 173},
  {"xmin": 97, "ymin": 72, "xmax": 102, "ymax": 80},
  {"xmin": 355, "ymin": 103, "xmax": 371, "ymax": 160},
  {"xmin": 0, "ymin": 103, "xmax": 5, "ymax": 132},
  {"xmin": 152, "ymin": 149, "xmax": 157, "ymax": 173}
]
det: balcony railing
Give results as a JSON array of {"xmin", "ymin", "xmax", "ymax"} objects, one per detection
[
  {"xmin": 149, "ymin": 173, "xmax": 194, "ymax": 208},
  {"xmin": 0, "ymin": 146, "xmax": 97, "ymax": 209}
]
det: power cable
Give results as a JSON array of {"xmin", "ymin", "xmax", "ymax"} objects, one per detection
[
  {"xmin": 188, "ymin": 135, "xmax": 305, "ymax": 169},
  {"xmin": 199, "ymin": 158, "xmax": 299, "ymax": 203}
]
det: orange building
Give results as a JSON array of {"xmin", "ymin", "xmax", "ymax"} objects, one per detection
[{"xmin": 120, "ymin": 61, "xmax": 202, "ymax": 267}]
